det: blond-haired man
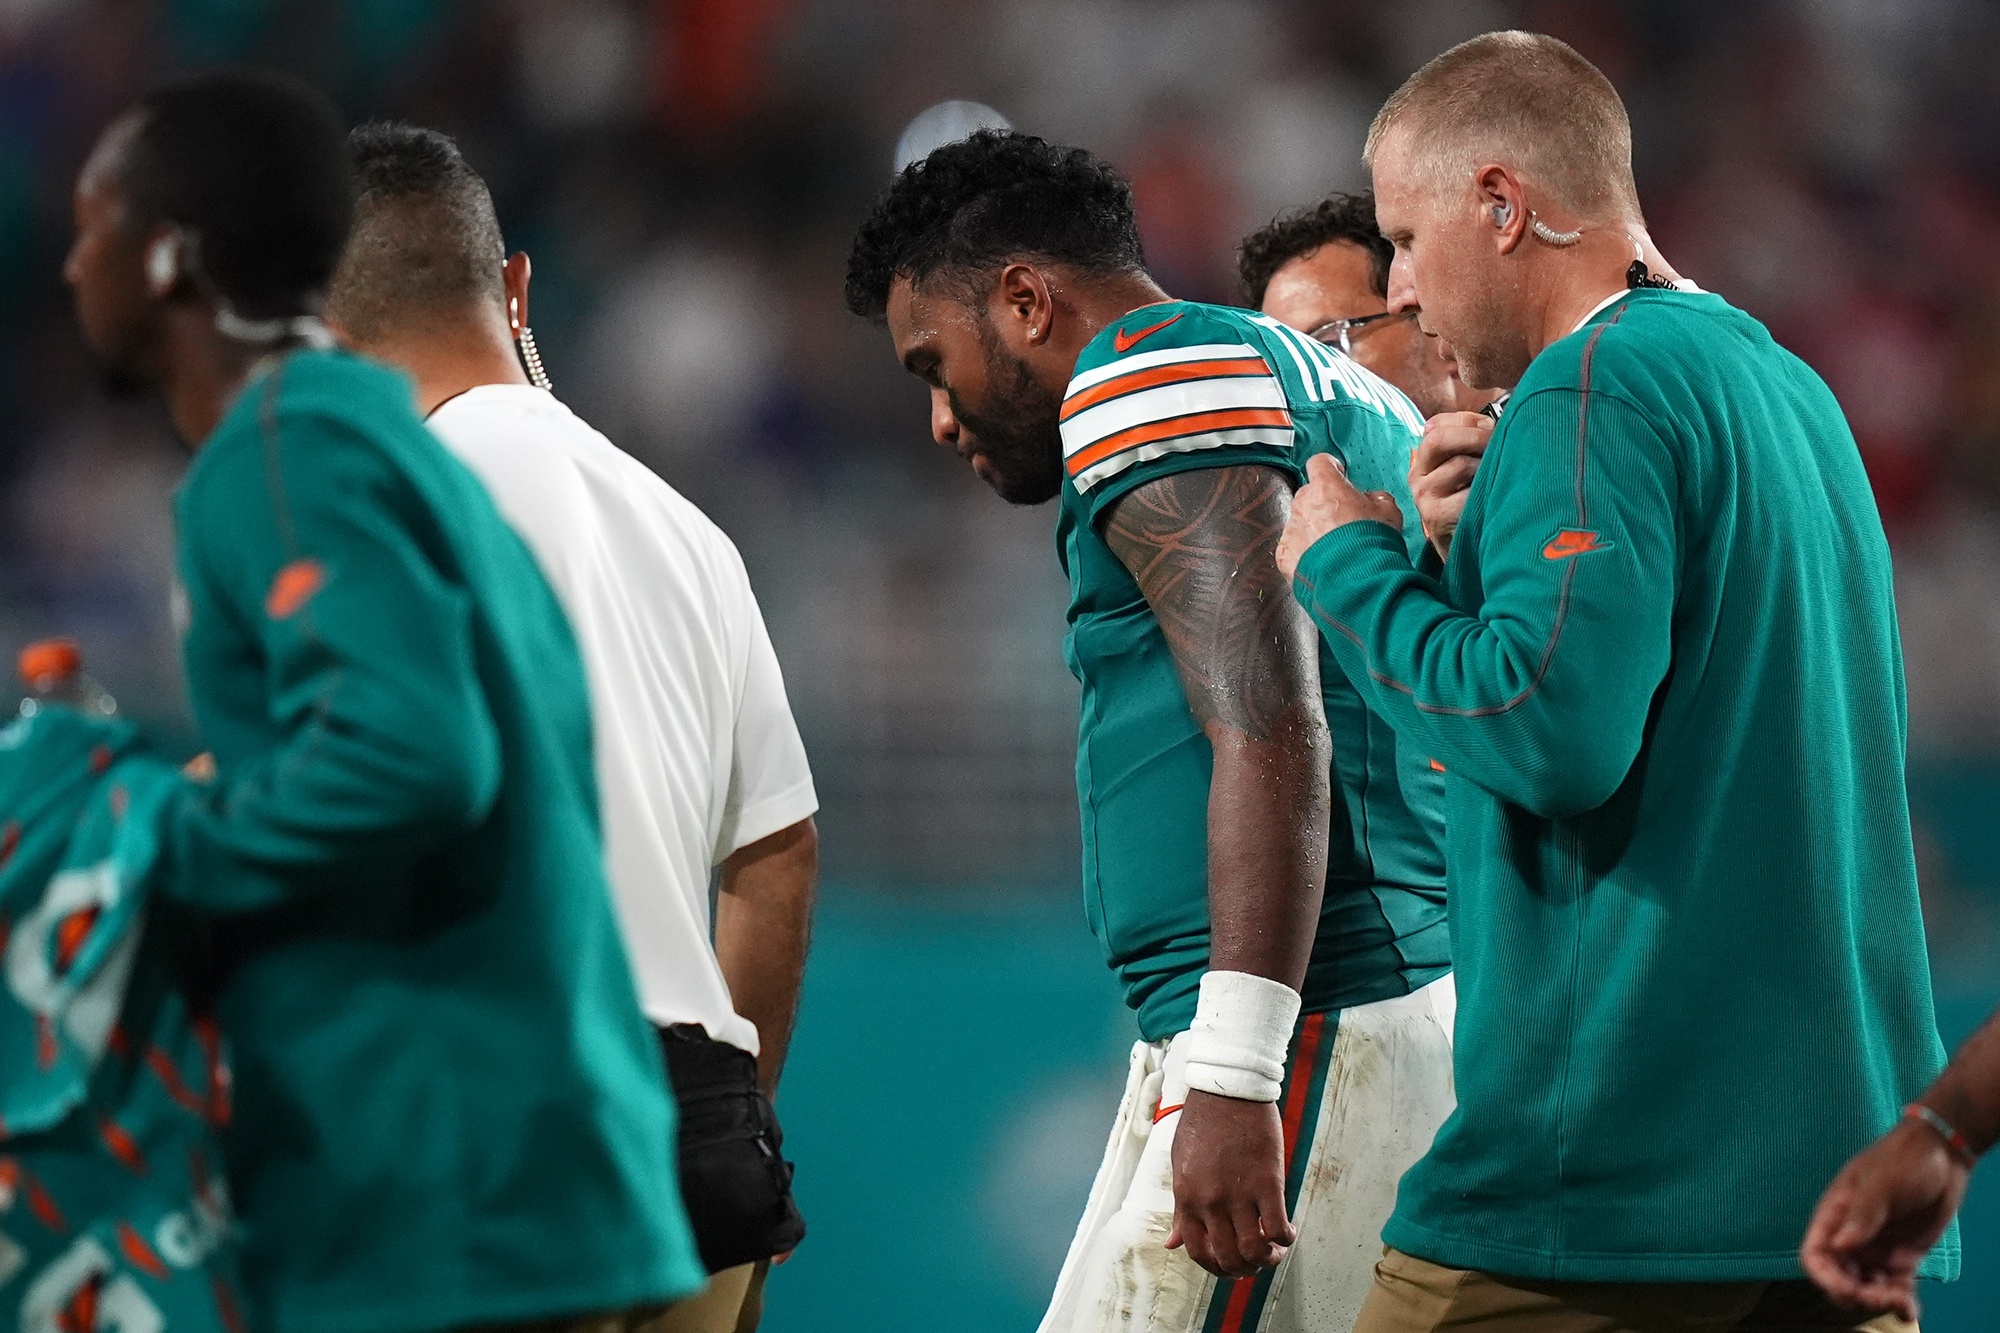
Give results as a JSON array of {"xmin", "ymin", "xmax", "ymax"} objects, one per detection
[{"xmin": 1277, "ymin": 31, "xmax": 1951, "ymax": 1333}]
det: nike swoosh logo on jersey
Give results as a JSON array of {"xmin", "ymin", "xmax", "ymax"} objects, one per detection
[
  {"xmin": 1541, "ymin": 528, "xmax": 1611, "ymax": 560},
  {"xmin": 1112, "ymin": 312, "xmax": 1183, "ymax": 352}
]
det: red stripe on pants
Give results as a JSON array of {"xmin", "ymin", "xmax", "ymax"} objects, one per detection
[{"xmin": 1216, "ymin": 1012, "xmax": 1329, "ymax": 1333}]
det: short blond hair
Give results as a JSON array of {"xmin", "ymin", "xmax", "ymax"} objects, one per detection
[{"xmin": 1365, "ymin": 31, "xmax": 1641, "ymax": 224}]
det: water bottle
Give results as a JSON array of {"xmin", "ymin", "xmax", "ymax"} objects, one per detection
[{"xmin": 16, "ymin": 638, "xmax": 118, "ymax": 718}]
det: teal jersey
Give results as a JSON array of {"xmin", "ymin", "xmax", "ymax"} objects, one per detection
[
  {"xmin": 168, "ymin": 349, "xmax": 705, "ymax": 1333},
  {"xmin": 1057, "ymin": 300, "xmax": 1450, "ymax": 1040},
  {"xmin": 1293, "ymin": 288, "xmax": 1954, "ymax": 1280}
]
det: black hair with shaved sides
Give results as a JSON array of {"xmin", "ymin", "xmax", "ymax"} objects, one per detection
[
  {"xmin": 1237, "ymin": 193, "xmax": 1392, "ymax": 309},
  {"xmin": 326, "ymin": 121, "xmax": 507, "ymax": 342},
  {"xmin": 119, "ymin": 68, "xmax": 352, "ymax": 320},
  {"xmin": 844, "ymin": 129, "xmax": 1145, "ymax": 322}
]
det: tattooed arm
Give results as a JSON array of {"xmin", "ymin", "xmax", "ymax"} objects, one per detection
[
  {"xmin": 1103, "ymin": 462, "xmax": 1331, "ymax": 991},
  {"xmin": 1101, "ymin": 462, "xmax": 1332, "ymax": 1280}
]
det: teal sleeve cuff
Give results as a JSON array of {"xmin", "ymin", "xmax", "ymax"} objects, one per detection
[{"xmin": 1289, "ymin": 519, "xmax": 1413, "ymax": 626}]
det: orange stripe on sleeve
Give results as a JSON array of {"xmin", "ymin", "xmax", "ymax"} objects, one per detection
[
  {"xmin": 1065, "ymin": 407, "xmax": 1293, "ymax": 477},
  {"xmin": 1060, "ymin": 357, "xmax": 1269, "ymax": 421}
]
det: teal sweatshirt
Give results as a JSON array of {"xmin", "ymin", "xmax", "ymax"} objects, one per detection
[
  {"xmin": 1291, "ymin": 288, "xmax": 1954, "ymax": 1281},
  {"xmin": 167, "ymin": 349, "xmax": 704, "ymax": 1333}
]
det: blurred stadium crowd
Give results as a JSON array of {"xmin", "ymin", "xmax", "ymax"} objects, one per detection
[{"xmin": 1, "ymin": 0, "xmax": 1998, "ymax": 904}]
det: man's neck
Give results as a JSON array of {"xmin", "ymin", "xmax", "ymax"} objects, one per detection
[
  {"xmin": 356, "ymin": 305, "xmax": 529, "ymax": 417},
  {"xmin": 159, "ymin": 307, "xmax": 275, "ymax": 448},
  {"xmin": 1529, "ymin": 232, "xmax": 1641, "ymax": 361},
  {"xmin": 1056, "ymin": 271, "xmax": 1175, "ymax": 362}
]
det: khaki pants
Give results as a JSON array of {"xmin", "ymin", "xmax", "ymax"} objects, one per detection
[
  {"xmin": 642, "ymin": 1263, "xmax": 770, "ymax": 1333},
  {"xmin": 1353, "ymin": 1248, "xmax": 1916, "ymax": 1333}
]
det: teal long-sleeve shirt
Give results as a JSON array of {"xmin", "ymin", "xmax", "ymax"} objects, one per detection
[
  {"xmin": 167, "ymin": 348, "xmax": 703, "ymax": 1333},
  {"xmin": 1292, "ymin": 288, "xmax": 1953, "ymax": 1281}
]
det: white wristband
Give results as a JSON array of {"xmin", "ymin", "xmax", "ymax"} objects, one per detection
[{"xmin": 1180, "ymin": 970, "xmax": 1301, "ymax": 1104}]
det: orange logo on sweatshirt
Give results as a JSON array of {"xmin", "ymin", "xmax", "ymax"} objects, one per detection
[
  {"xmin": 1542, "ymin": 528, "xmax": 1610, "ymax": 561},
  {"xmin": 265, "ymin": 558, "xmax": 326, "ymax": 619}
]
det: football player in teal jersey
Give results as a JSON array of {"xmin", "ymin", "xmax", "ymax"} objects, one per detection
[
  {"xmin": 1277, "ymin": 32, "xmax": 1950, "ymax": 1333},
  {"xmin": 847, "ymin": 131, "xmax": 1455, "ymax": 1333}
]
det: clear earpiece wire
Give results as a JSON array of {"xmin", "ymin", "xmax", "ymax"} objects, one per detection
[
  {"xmin": 1528, "ymin": 214, "xmax": 1583, "ymax": 246},
  {"xmin": 516, "ymin": 325, "xmax": 552, "ymax": 392}
]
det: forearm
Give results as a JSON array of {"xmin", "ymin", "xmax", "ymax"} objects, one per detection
[
  {"xmin": 715, "ymin": 817, "xmax": 818, "ymax": 1093},
  {"xmin": 166, "ymin": 592, "xmax": 501, "ymax": 911},
  {"xmin": 1294, "ymin": 521, "xmax": 1657, "ymax": 817},
  {"xmin": 1924, "ymin": 1005, "xmax": 2000, "ymax": 1157},
  {"xmin": 1203, "ymin": 705, "xmax": 1328, "ymax": 987},
  {"xmin": 169, "ymin": 721, "xmax": 495, "ymax": 912}
]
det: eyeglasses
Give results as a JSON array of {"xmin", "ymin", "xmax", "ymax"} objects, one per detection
[{"xmin": 1306, "ymin": 309, "xmax": 1416, "ymax": 357}]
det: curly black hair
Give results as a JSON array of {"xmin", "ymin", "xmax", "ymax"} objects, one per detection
[
  {"xmin": 844, "ymin": 129, "xmax": 1146, "ymax": 322},
  {"xmin": 1237, "ymin": 193, "xmax": 1391, "ymax": 309}
]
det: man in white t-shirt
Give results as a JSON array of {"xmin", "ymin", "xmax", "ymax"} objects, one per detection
[{"xmin": 325, "ymin": 121, "xmax": 818, "ymax": 1333}]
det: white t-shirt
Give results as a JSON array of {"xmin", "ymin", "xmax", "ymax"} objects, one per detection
[{"xmin": 428, "ymin": 385, "xmax": 817, "ymax": 1054}]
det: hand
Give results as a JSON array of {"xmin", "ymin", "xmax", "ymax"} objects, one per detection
[
  {"xmin": 1165, "ymin": 1090, "xmax": 1295, "ymax": 1278},
  {"xmin": 1800, "ymin": 1119, "xmax": 1971, "ymax": 1322},
  {"xmin": 1276, "ymin": 454, "xmax": 1404, "ymax": 581},
  {"xmin": 1409, "ymin": 412, "xmax": 1493, "ymax": 562}
]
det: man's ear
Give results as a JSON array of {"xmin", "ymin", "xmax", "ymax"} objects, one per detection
[
  {"xmin": 503, "ymin": 251, "xmax": 532, "ymax": 331},
  {"xmin": 1473, "ymin": 164, "xmax": 1528, "ymax": 256},
  {"xmin": 995, "ymin": 262, "xmax": 1054, "ymax": 346}
]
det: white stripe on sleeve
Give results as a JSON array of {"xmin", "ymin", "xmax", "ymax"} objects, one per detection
[{"xmin": 1061, "ymin": 375, "xmax": 1288, "ymax": 459}]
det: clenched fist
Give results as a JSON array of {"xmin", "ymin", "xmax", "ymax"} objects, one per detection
[
  {"xmin": 1276, "ymin": 453, "xmax": 1404, "ymax": 581},
  {"xmin": 1166, "ymin": 1091, "xmax": 1296, "ymax": 1278},
  {"xmin": 1410, "ymin": 411, "xmax": 1494, "ymax": 561}
]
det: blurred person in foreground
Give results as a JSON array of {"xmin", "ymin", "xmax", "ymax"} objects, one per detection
[
  {"xmin": 325, "ymin": 121, "xmax": 817, "ymax": 1333},
  {"xmin": 1274, "ymin": 31, "xmax": 1950, "ymax": 1332},
  {"xmin": 63, "ymin": 70, "xmax": 705, "ymax": 1333},
  {"xmin": 1238, "ymin": 192, "xmax": 1497, "ymax": 422},
  {"xmin": 1803, "ymin": 1008, "xmax": 2000, "ymax": 1320},
  {"xmin": 846, "ymin": 130, "xmax": 1456, "ymax": 1333}
]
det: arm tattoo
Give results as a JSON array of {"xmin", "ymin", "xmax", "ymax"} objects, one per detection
[{"xmin": 1103, "ymin": 465, "xmax": 1322, "ymax": 742}]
